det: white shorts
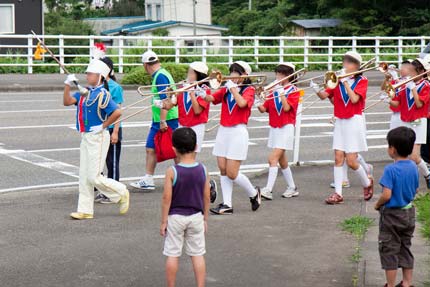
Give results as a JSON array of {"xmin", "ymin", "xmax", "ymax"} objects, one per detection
[
  {"xmin": 212, "ymin": 124, "xmax": 249, "ymax": 160},
  {"xmin": 267, "ymin": 124, "xmax": 295, "ymax": 150},
  {"xmin": 333, "ymin": 115, "xmax": 368, "ymax": 153},
  {"xmin": 389, "ymin": 112, "xmax": 402, "ymax": 130},
  {"xmin": 400, "ymin": 118, "xmax": 427, "ymax": 144},
  {"xmin": 163, "ymin": 213, "xmax": 205, "ymax": 257},
  {"xmin": 180, "ymin": 123, "xmax": 205, "ymax": 153}
]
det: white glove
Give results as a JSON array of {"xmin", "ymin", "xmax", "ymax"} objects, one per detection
[
  {"xmin": 89, "ymin": 124, "xmax": 104, "ymax": 134},
  {"xmin": 275, "ymin": 86, "xmax": 285, "ymax": 97},
  {"xmin": 195, "ymin": 86, "xmax": 207, "ymax": 99},
  {"xmin": 225, "ymin": 80, "xmax": 238, "ymax": 91},
  {"xmin": 379, "ymin": 93, "xmax": 391, "ymax": 103},
  {"xmin": 310, "ymin": 80, "xmax": 320, "ymax": 93},
  {"xmin": 406, "ymin": 81, "xmax": 416, "ymax": 90},
  {"xmin": 253, "ymin": 97, "xmax": 263, "ymax": 108},
  {"xmin": 153, "ymin": 99, "xmax": 164, "ymax": 108},
  {"xmin": 64, "ymin": 74, "xmax": 78, "ymax": 86},
  {"xmin": 336, "ymin": 68, "xmax": 346, "ymax": 76}
]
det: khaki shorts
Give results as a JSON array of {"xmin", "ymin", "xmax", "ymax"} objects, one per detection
[{"xmin": 163, "ymin": 213, "xmax": 206, "ymax": 257}]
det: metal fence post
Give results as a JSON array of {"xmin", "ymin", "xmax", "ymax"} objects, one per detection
[
  {"xmin": 398, "ymin": 37, "xmax": 403, "ymax": 68},
  {"xmin": 175, "ymin": 37, "xmax": 180, "ymax": 64},
  {"xmin": 59, "ymin": 35, "xmax": 64, "ymax": 74},
  {"xmin": 118, "ymin": 36, "xmax": 124, "ymax": 74},
  {"xmin": 202, "ymin": 38, "xmax": 207, "ymax": 62},
  {"xmin": 328, "ymin": 37, "xmax": 333, "ymax": 70},
  {"xmin": 228, "ymin": 36, "xmax": 233, "ymax": 65},
  {"xmin": 254, "ymin": 37, "xmax": 259, "ymax": 69},
  {"xmin": 375, "ymin": 37, "xmax": 380, "ymax": 63},
  {"xmin": 304, "ymin": 37, "xmax": 309, "ymax": 68},
  {"xmin": 89, "ymin": 35, "xmax": 95, "ymax": 60},
  {"xmin": 352, "ymin": 36, "xmax": 357, "ymax": 52},
  {"xmin": 293, "ymin": 92, "xmax": 304, "ymax": 164},
  {"xmin": 279, "ymin": 37, "xmax": 284, "ymax": 63},
  {"xmin": 27, "ymin": 35, "xmax": 33, "ymax": 74},
  {"xmin": 421, "ymin": 36, "xmax": 426, "ymax": 51}
]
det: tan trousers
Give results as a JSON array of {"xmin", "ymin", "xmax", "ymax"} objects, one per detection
[{"xmin": 77, "ymin": 130, "xmax": 127, "ymax": 215}]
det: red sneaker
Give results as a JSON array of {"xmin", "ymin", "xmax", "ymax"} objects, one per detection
[
  {"xmin": 363, "ymin": 177, "xmax": 374, "ymax": 201},
  {"xmin": 325, "ymin": 193, "xmax": 344, "ymax": 205}
]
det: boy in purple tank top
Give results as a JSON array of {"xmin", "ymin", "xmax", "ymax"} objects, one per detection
[{"xmin": 160, "ymin": 127, "xmax": 210, "ymax": 287}]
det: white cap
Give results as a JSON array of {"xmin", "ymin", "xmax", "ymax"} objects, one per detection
[
  {"xmin": 189, "ymin": 61, "xmax": 209, "ymax": 74},
  {"xmin": 344, "ymin": 51, "xmax": 362, "ymax": 65},
  {"xmin": 234, "ymin": 60, "xmax": 252, "ymax": 75},
  {"xmin": 278, "ymin": 62, "xmax": 296, "ymax": 71},
  {"xmin": 141, "ymin": 50, "xmax": 159, "ymax": 63},
  {"xmin": 86, "ymin": 59, "xmax": 111, "ymax": 79},
  {"xmin": 415, "ymin": 57, "xmax": 430, "ymax": 71}
]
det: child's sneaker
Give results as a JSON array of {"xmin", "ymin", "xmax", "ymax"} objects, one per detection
[
  {"xmin": 210, "ymin": 203, "xmax": 233, "ymax": 215},
  {"xmin": 282, "ymin": 187, "xmax": 299, "ymax": 198},
  {"xmin": 95, "ymin": 193, "xmax": 113, "ymax": 204},
  {"xmin": 250, "ymin": 187, "xmax": 261, "ymax": 211},
  {"xmin": 209, "ymin": 179, "xmax": 218, "ymax": 203},
  {"xmin": 70, "ymin": 212, "xmax": 93, "ymax": 220},
  {"xmin": 363, "ymin": 177, "xmax": 374, "ymax": 201},
  {"xmin": 130, "ymin": 175, "xmax": 155, "ymax": 190},
  {"xmin": 260, "ymin": 187, "xmax": 273, "ymax": 200},
  {"xmin": 329, "ymin": 181, "xmax": 351, "ymax": 188},
  {"xmin": 325, "ymin": 193, "xmax": 344, "ymax": 205}
]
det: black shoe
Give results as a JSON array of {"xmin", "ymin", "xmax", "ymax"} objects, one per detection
[
  {"xmin": 209, "ymin": 179, "xmax": 218, "ymax": 203},
  {"xmin": 250, "ymin": 186, "xmax": 261, "ymax": 211},
  {"xmin": 210, "ymin": 203, "xmax": 233, "ymax": 215}
]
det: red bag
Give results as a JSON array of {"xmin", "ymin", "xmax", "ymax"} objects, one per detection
[{"xmin": 154, "ymin": 127, "xmax": 176, "ymax": 162}]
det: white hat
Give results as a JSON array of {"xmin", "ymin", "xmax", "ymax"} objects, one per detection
[
  {"xmin": 344, "ymin": 51, "xmax": 362, "ymax": 65},
  {"xmin": 278, "ymin": 62, "xmax": 296, "ymax": 71},
  {"xmin": 141, "ymin": 50, "xmax": 159, "ymax": 63},
  {"xmin": 415, "ymin": 57, "xmax": 430, "ymax": 71},
  {"xmin": 86, "ymin": 59, "xmax": 111, "ymax": 79},
  {"xmin": 189, "ymin": 61, "xmax": 209, "ymax": 74},
  {"xmin": 234, "ymin": 60, "xmax": 252, "ymax": 75}
]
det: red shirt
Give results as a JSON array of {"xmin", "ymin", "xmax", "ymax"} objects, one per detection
[
  {"xmin": 389, "ymin": 79, "xmax": 402, "ymax": 113},
  {"xmin": 393, "ymin": 79, "xmax": 430, "ymax": 122},
  {"xmin": 177, "ymin": 85, "xmax": 210, "ymax": 127},
  {"xmin": 263, "ymin": 84, "xmax": 300, "ymax": 127},
  {"xmin": 212, "ymin": 86, "xmax": 255, "ymax": 127},
  {"xmin": 325, "ymin": 76, "xmax": 368, "ymax": 119}
]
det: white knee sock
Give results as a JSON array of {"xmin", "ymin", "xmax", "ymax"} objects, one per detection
[
  {"xmin": 281, "ymin": 167, "xmax": 296, "ymax": 189},
  {"xmin": 220, "ymin": 175, "xmax": 233, "ymax": 207},
  {"xmin": 357, "ymin": 154, "xmax": 368, "ymax": 171},
  {"xmin": 334, "ymin": 166, "xmax": 343, "ymax": 196},
  {"xmin": 417, "ymin": 160, "xmax": 430, "ymax": 177},
  {"xmin": 233, "ymin": 172, "xmax": 257, "ymax": 198},
  {"xmin": 266, "ymin": 166, "xmax": 278, "ymax": 191},
  {"xmin": 354, "ymin": 165, "xmax": 371, "ymax": 187},
  {"xmin": 342, "ymin": 161, "xmax": 349, "ymax": 182}
]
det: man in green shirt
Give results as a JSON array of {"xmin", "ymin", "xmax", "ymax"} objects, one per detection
[{"xmin": 131, "ymin": 51, "xmax": 179, "ymax": 190}]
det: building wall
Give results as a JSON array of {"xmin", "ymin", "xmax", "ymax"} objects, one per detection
[
  {"xmin": 145, "ymin": 0, "xmax": 211, "ymax": 25},
  {"xmin": 84, "ymin": 16, "xmax": 146, "ymax": 35}
]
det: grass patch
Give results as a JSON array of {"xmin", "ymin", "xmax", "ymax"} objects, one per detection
[
  {"xmin": 340, "ymin": 215, "xmax": 375, "ymax": 241},
  {"xmin": 414, "ymin": 193, "xmax": 430, "ymax": 240}
]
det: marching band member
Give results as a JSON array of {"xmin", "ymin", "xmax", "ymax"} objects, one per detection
[
  {"xmin": 311, "ymin": 51, "xmax": 374, "ymax": 204},
  {"xmin": 205, "ymin": 61, "xmax": 261, "ymax": 215},
  {"xmin": 63, "ymin": 59, "xmax": 129, "ymax": 219},
  {"xmin": 380, "ymin": 60, "xmax": 413, "ymax": 130},
  {"xmin": 255, "ymin": 63, "xmax": 300, "ymax": 200},
  {"xmin": 390, "ymin": 58, "xmax": 430, "ymax": 188}
]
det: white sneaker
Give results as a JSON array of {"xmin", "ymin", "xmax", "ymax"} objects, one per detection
[
  {"xmin": 282, "ymin": 187, "xmax": 299, "ymax": 198},
  {"xmin": 260, "ymin": 187, "xmax": 273, "ymax": 200},
  {"xmin": 130, "ymin": 175, "xmax": 155, "ymax": 190}
]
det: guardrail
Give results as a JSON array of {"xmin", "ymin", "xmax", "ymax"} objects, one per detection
[{"xmin": 0, "ymin": 34, "xmax": 429, "ymax": 74}]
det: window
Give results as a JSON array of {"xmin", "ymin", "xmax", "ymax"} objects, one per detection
[
  {"xmin": 0, "ymin": 4, "xmax": 15, "ymax": 34},
  {"xmin": 156, "ymin": 4, "xmax": 161, "ymax": 21},
  {"xmin": 146, "ymin": 4, "xmax": 152, "ymax": 20}
]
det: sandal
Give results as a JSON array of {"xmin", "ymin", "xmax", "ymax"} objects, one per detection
[
  {"xmin": 363, "ymin": 177, "xmax": 374, "ymax": 201},
  {"xmin": 395, "ymin": 281, "xmax": 414, "ymax": 287},
  {"xmin": 325, "ymin": 193, "xmax": 344, "ymax": 205}
]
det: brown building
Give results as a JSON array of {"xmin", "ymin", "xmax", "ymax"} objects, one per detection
[{"xmin": 290, "ymin": 19, "xmax": 341, "ymax": 37}]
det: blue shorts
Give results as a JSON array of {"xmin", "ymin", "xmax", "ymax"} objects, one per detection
[{"xmin": 146, "ymin": 119, "xmax": 179, "ymax": 149}]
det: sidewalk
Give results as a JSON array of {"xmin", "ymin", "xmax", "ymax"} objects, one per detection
[
  {"xmin": 0, "ymin": 71, "xmax": 386, "ymax": 92},
  {"xmin": 0, "ymin": 162, "xmax": 426, "ymax": 286}
]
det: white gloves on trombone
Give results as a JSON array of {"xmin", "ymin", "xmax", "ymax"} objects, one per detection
[
  {"xmin": 89, "ymin": 124, "xmax": 104, "ymax": 134},
  {"xmin": 379, "ymin": 93, "xmax": 391, "ymax": 104},
  {"xmin": 195, "ymin": 86, "xmax": 207, "ymax": 99},
  {"xmin": 153, "ymin": 99, "xmax": 164, "ymax": 109},
  {"xmin": 310, "ymin": 80, "xmax": 321, "ymax": 93},
  {"xmin": 225, "ymin": 80, "xmax": 238, "ymax": 91},
  {"xmin": 64, "ymin": 74, "xmax": 78, "ymax": 86},
  {"xmin": 274, "ymin": 85, "xmax": 285, "ymax": 97},
  {"xmin": 406, "ymin": 81, "xmax": 416, "ymax": 90},
  {"xmin": 387, "ymin": 65, "xmax": 398, "ymax": 80}
]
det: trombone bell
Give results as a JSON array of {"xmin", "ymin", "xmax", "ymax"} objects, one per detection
[{"xmin": 324, "ymin": 71, "xmax": 338, "ymax": 90}]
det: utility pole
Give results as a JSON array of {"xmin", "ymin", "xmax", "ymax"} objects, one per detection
[
  {"xmin": 193, "ymin": 0, "xmax": 197, "ymax": 36},
  {"xmin": 248, "ymin": 0, "xmax": 251, "ymax": 10}
]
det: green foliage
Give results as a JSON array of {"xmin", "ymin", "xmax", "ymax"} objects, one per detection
[
  {"xmin": 340, "ymin": 215, "xmax": 374, "ymax": 241},
  {"xmin": 414, "ymin": 193, "xmax": 430, "ymax": 240},
  {"xmin": 121, "ymin": 63, "xmax": 229, "ymax": 85}
]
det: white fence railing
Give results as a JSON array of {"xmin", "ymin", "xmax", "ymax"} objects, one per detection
[{"xmin": 0, "ymin": 34, "xmax": 429, "ymax": 74}]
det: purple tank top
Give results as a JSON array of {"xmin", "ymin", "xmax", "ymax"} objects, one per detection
[{"xmin": 169, "ymin": 163, "xmax": 206, "ymax": 216}]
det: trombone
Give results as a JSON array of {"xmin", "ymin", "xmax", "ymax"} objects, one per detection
[
  {"xmin": 384, "ymin": 70, "xmax": 430, "ymax": 97},
  {"xmin": 256, "ymin": 68, "xmax": 307, "ymax": 100}
]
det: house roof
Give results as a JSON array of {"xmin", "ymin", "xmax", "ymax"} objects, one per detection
[
  {"xmin": 290, "ymin": 19, "xmax": 342, "ymax": 29},
  {"xmin": 101, "ymin": 20, "xmax": 228, "ymax": 35}
]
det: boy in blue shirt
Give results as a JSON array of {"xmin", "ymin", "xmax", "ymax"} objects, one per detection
[
  {"xmin": 160, "ymin": 127, "xmax": 210, "ymax": 287},
  {"xmin": 375, "ymin": 126, "xmax": 418, "ymax": 287}
]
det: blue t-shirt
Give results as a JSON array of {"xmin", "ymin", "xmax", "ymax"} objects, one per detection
[
  {"xmin": 107, "ymin": 79, "xmax": 124, "ymax": 129},
  {"xmin": 73, "ymin": 84, "xmax": 118, "ymax": 133},
  {"xmin": 379, "ymin": 160, "xmax": 418, "ymax": 208},
  {"xmin": 152, "ymin": 71, "xmax": 170, "ymax": 100}
]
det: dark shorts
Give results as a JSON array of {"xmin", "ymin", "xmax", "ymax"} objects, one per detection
[
  {"xmin": 146, "ymin": 119, "xmax": 178, "ymax": 149},
  {"xmin": 378, "ymin": 206, "xmax": 415, "ymax": 270}
]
